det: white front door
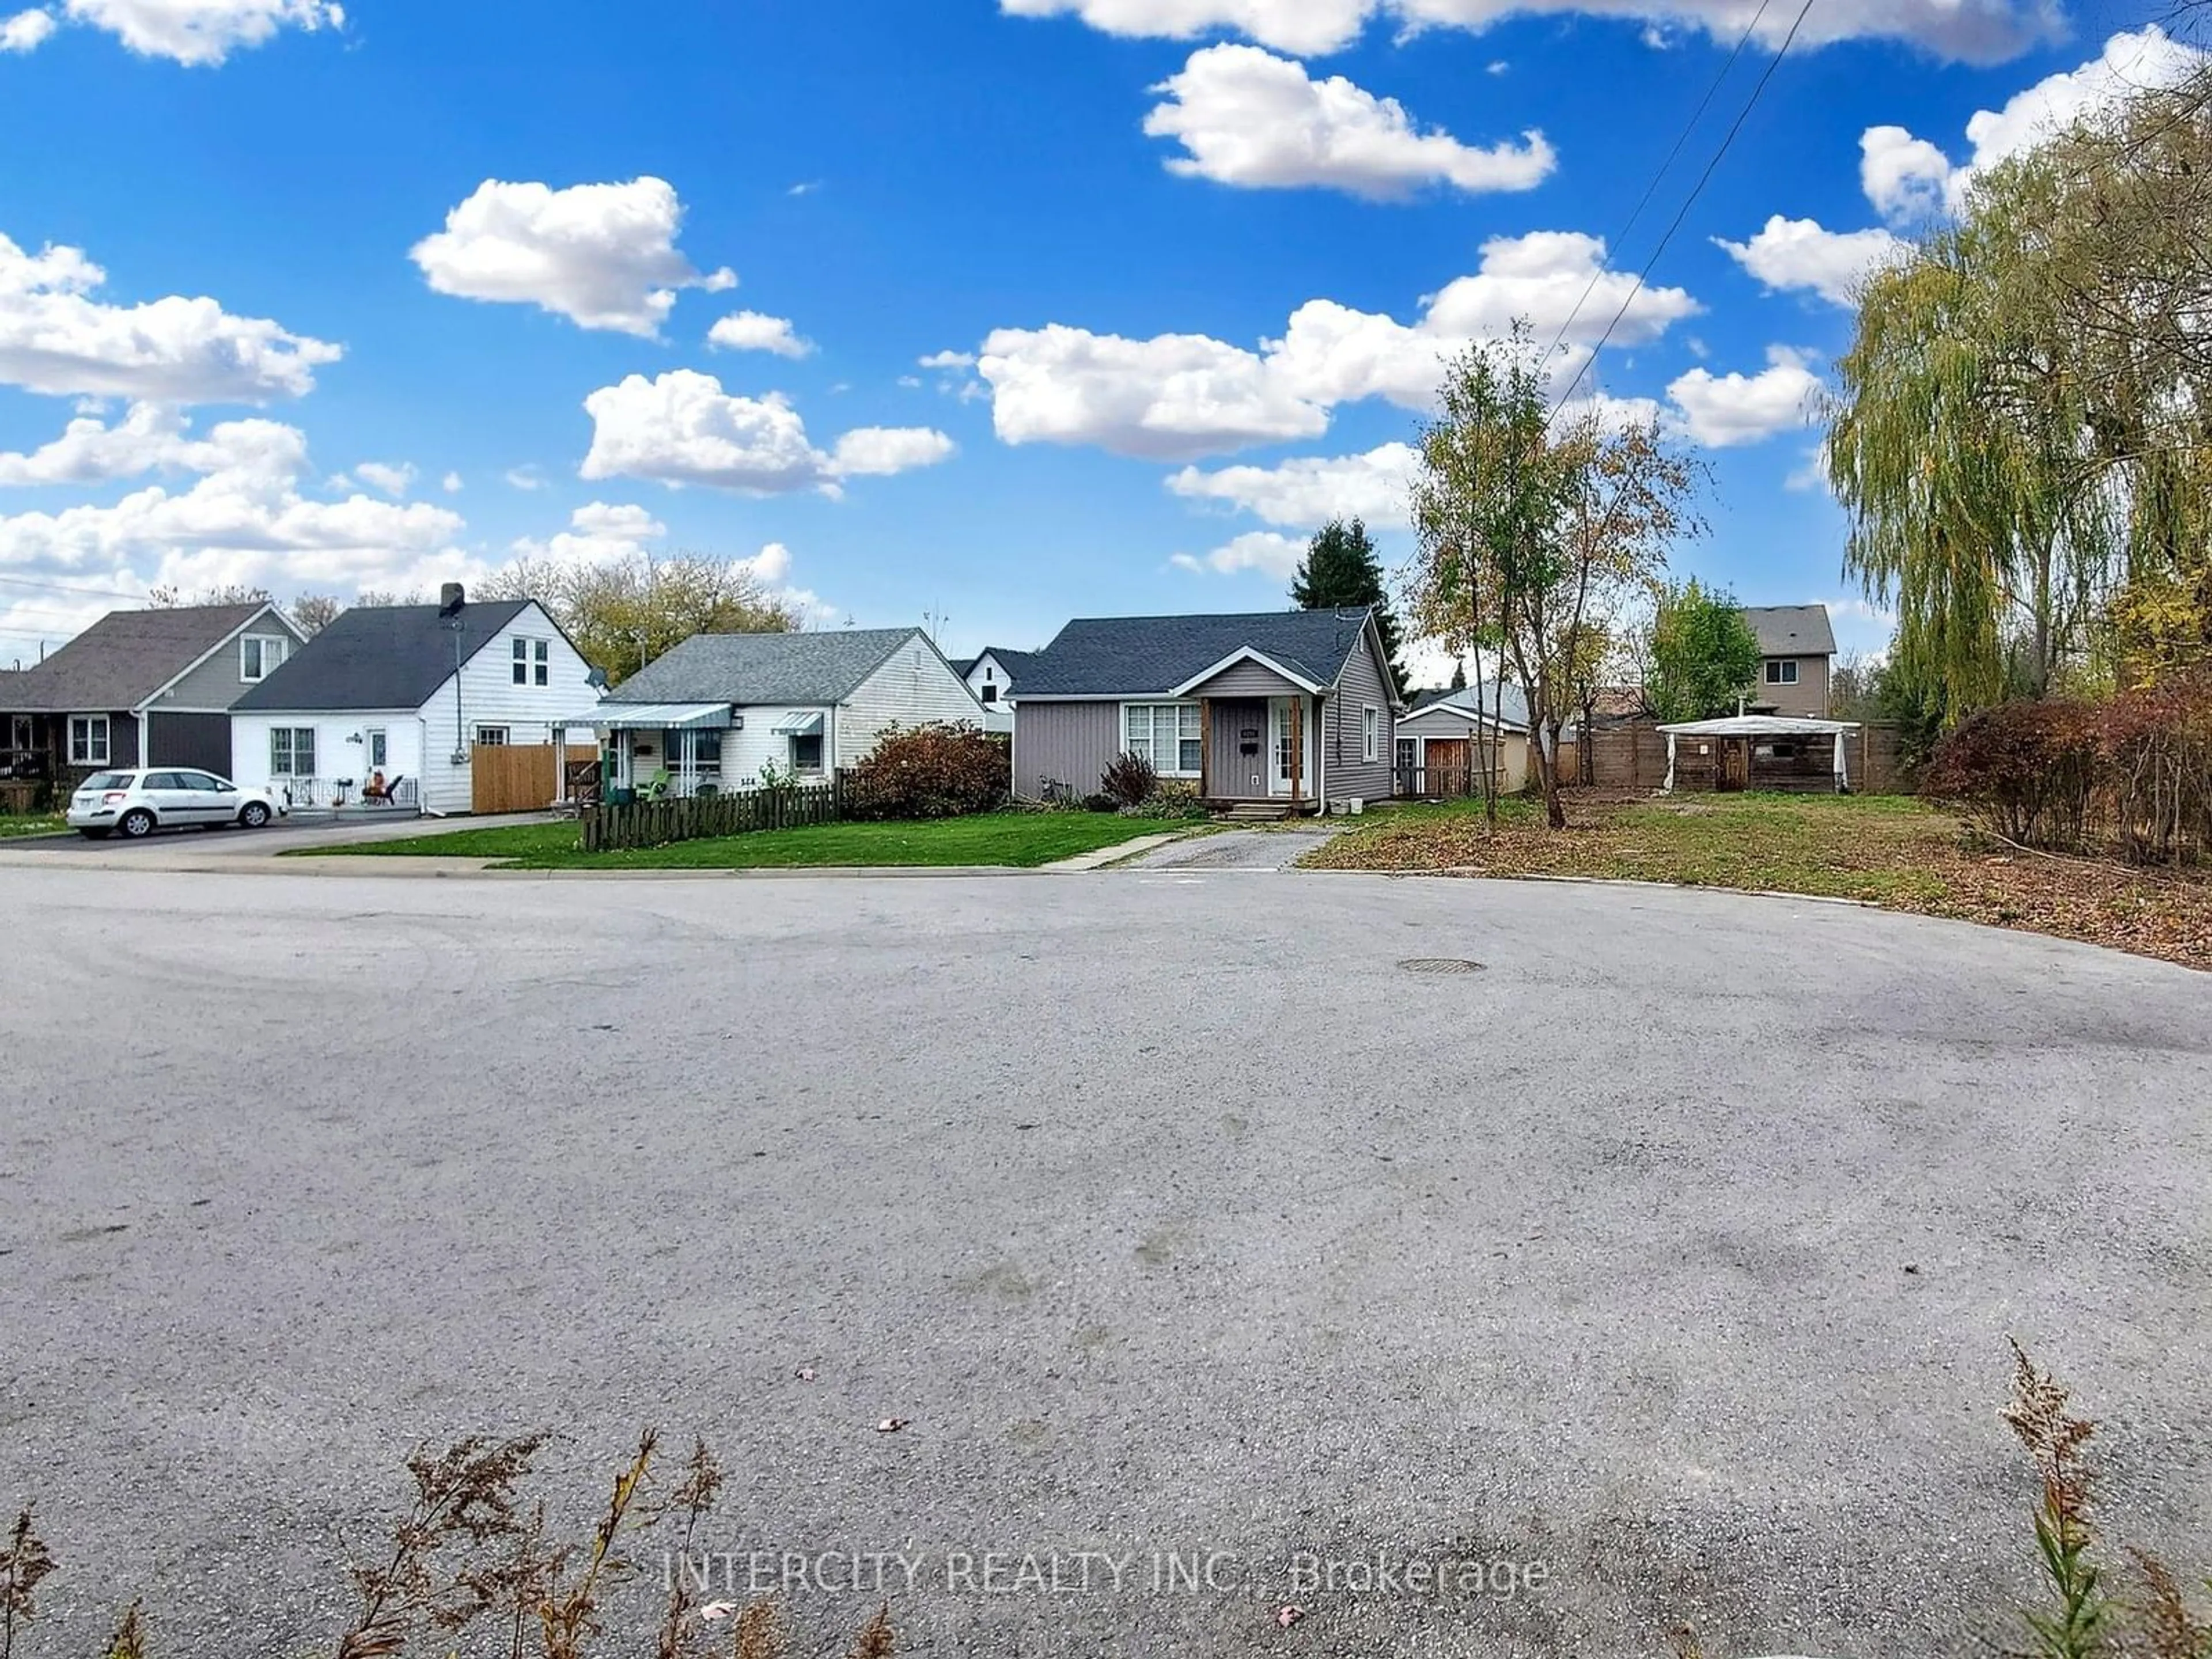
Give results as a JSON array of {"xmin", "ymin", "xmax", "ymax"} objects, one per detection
[{"xmin": 1267, "ymin": 698, "xmax": 1300, "ymax": 797}]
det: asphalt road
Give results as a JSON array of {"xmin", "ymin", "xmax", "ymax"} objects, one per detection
[{"xmin": 2, "ymin": 866, "xmax": 2207, "ymax": 1658}]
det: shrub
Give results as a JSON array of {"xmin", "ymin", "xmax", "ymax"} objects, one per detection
[
  {"xmin": 1127, "ymin": 779, "xmax": 1207, "ymax": 820},
  {"xmin": 840, "ymin": 722, "xmax": 1009, "ymax": 821},
  {"xmin": 1100, "ymin": 749, "xmax": 1157, "ymax": 809},
  {"xmin": 2101, "ymin": 669, "xmax": 2212, "ymax": 866},
  {"xmin": 1925, "ymin": 700, "xmax": 2102, "ymax": 850}
]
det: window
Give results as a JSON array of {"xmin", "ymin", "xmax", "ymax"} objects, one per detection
[
  {"xmin": 142, "ymin": 772, "xmax": 187, "ymax": 791},
  {"xmin": 240, "ymin": 635, "xmax": 288, "ymax": 683},
  {"xmin": 1395, "ymin": 738, "xmax": 1416, "ymax": 779},
  {"xmin": 513, "ymin": 638, "xmax": 550, "ymax": 687},
  {"xmin": 365, "ymin": 729, "xmax": 388, "ymax": 770},
  {"xmin": 475, "ymin": 726, "xmax": 510, "ymax": 746},
  {"xmin": 790, "ymin": 733, "xmax": 825, "ymax": 771},
  {"xmin": 1124, "ymin": 703, "xmax": 1203, "ymax": 777},
  {"xmin": 179, "ymin": 771, "xmax": 230, "ymax": 791},
  {"xmin": 1764, "ymin": 659, "xmax": 1800, "ymax": 686},
  {"xmin": 69, "ymin": 715, "xmax": 109, "ymax": 766},
  {"xmin": 269, "ymin": 728, "xmax": 316, "ymax": 777},
  {"xmin": 979, "ymin": 684, "xmax": 998, "ymax": 704},
  {"xmin": 673, "ymin": 729, "xmax": 724, "ymax": 768},
  {"xmin": 1362, "ymin": 705, "xmax": 1380, "ymax": 763},
  {"xmin": 83, "ymin": 771, "xmax": 136, "ymax": 790}
]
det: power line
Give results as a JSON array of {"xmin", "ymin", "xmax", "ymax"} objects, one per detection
[
  {"xmin": 1538, "ymin": 0, "xmax": 1781, "ymax": 369},
  {"xmin": 1551, "ymin": 0, "xmax": 1822, "ymax": 421},
  {"xmin": 0, "ymin": 570, "xmax": 152, "ymax": 603}
]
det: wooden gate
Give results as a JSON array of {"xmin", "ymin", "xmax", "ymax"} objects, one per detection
[
  {"xmin": 1717, "ymin": 737, "xmax": 1750, "ymax": 792},
  {"xmin": 471, "ymin": 743, "xmax": 559, "ymax": 814}
]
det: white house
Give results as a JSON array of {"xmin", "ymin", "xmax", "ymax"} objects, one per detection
[
  {"xmin": 230, "ymin": 586, "xmax": 597, "ymax": 814},
  {"xmin": 950, "ymin": 647, "xmax": 1035, "ymax": 736},
  {"xmin": 570, "ymin": 626, "xmax": 987, "ymax": 798},
  {"xmin": 1393, "ymin": 683, "xmax": 1532, "ymax": 796}
]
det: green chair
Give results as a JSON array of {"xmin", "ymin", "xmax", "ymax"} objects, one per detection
[{"xmin": 639, "ymin": 768, "xmax": 672, "ymax": 802}]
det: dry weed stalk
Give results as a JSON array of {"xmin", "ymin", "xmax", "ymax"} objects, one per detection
[
  {"xmin": 2002, "ymin": 1340, "xmax": 2112, "ymax": 1659},
  {"xmin": 537, "ymin": 1428, "xmax": 659, "ymax": 1659},
  {"xmin": 0, "ymin": 1509, "xmax": 55, "ymax": 1659},
  {"xmin": 332, "ymin": 1431, "xmax": 548, "ymax": 1659},
  {"xmin": 2127, "ymin": 1549, "xmax": 2212, "ymax": 1659},
  {"xmin": 100, "ymin": 1601, "xmax": 147, "ymax": 1659},
  {"xmin": 732, "ymin": 1599, "xmax": 786, "ymax": 1659},
  {"xmin": 847, "ymin": 1603, "xmax": 895, "ymax": 1659},
  {"xmin": 653, "ymin": 1438, "xmax": 725, "ymax": 1659}
]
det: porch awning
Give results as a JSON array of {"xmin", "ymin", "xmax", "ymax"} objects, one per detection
[
  {"xmin": 560, "ymin": 702, "xmax": 733, "ymax": 732},
  {"xmin": 771, "ymin": 710, "xmax": 824, "ymax": 736}
]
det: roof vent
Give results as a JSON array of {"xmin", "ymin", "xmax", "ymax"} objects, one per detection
[{"xmin": 438, "ymin": 582, "xmax": 465, "ymax": 618}]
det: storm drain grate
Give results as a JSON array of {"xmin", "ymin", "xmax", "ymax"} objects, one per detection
[{"xmin": 1397, "ymin": 957, "xmax": 1486, "ymax": 975}]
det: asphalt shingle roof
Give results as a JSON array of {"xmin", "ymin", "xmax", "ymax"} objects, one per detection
[
  {"xmin": 602, "ymin": 627, "xmax": 925, "ymax": 706},
  {"xmin": 1016, "ymin": 609, "xmax": 1377, "ymax": 698},
  {"xmin": 1400, "ymin": 681, "xmax": 1533, "ymax": 730},
  {"xmin": 2, "ymin": 603, "xmax": 272, "ymax": 713},
  {"xmin": 960, "ymin": 646, "xmax": 1040, "ymax": 681},
  {"xmin": 234, "ymin": 600, "xmax": 532, "ymax": 712},
  {"xmin": 1743, "ymin": 605, "xmax": 1837, "ymax": 657}
]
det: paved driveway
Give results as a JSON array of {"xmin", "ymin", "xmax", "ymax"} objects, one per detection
[
  {"xmin": 2, "ymin": 868, "xmax": 2206, "ymax": 1658},
  {"xmin": 0, "ymin": 809, "xmax": 554, "ymax": 863}
]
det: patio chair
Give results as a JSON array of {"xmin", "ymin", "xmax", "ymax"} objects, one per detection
[
  {"xmin": 362, "ymin": 773, "xmax": 407, "ymax": 807},
  {"xmin": 639, "ymin": 768, "xmax": 673, "ymax": 802}
]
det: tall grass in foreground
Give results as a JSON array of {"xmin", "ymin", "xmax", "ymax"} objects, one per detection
[{"xmin": 0, "ymin": 1346, "xmax": 2204, "ymax": 1656}]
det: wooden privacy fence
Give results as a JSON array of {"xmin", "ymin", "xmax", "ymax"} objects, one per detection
[
  {"xmin": 581, "ymin": 782, "xmax": 841, "ymax": 853},
  {"xmin": 472, "ymin": 743, "xmax": 560, "ymax": 815}
]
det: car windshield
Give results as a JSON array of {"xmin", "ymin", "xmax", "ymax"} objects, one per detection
[{"xmin": 81, "ymin": 772, "xmax": 138, "ymax": 790}]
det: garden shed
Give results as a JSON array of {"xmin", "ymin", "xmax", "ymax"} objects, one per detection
[{"xmin": 1656, "ymin": 715, "xmax": 1862, "ymax": 794}]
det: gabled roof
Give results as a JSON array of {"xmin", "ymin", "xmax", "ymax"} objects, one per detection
[
  {"xmin": 602, "ymin": 627, "xmax": 927, "ymax": 707},
  {"xmin": 234, "ymin": 599, "xmax": 534, "ymax": 712},
  {"xmin": 956, "ymin": 646, "xmax": 1039, "ymax": 681},
  {"xmin": 1399, "ymin": 681, "xmax": 1532, "ymax": 731},
  {"xmin": 1017, "ymin": 609, "xmax": 1382, "ymax": 699},
  {"xmin": 2, "ymin": 603, "xmax": 281, "ymax": 713},
  {"xmin": 1743, "ymin": 605, "xmax": 1837, "ymax": 657}
]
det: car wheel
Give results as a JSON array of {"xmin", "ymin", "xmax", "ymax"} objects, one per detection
[
  {"xmin": 118, "ymin": 808, "xmax": 156, "ymax": 839},
  {"xmin": 238, "ymin": 801, "xmax": 272, "ymax": 830}
]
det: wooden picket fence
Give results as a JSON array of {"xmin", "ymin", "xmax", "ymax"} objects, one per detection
[{"xmin": 580, "ymin": 781, "xmax": 842, "ymax": 853}]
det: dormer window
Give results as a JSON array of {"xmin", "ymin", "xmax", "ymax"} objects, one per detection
[{"xmin": 240, "ymin": 635, "xmax": 289, "ymax": 682}]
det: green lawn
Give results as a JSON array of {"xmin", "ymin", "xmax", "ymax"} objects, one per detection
[
  {"xmin": 292, "ymin": 811, "xmax": 1182, "ymax": 870},
  {"xmin": 0, "ymin": 815, "xmax": 64, "ymax": 839}
]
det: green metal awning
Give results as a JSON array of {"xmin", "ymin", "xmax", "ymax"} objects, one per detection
[
  {"xmin": 562, "ymin": 702, "xmax": 733, "ymax": 732},
  {"xmin": 771, "ymin": 710, "xmax": 824, "ymax": 736}
]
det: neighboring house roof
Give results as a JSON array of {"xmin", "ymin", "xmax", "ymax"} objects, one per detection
[
  {"xmin": 1, "ymin": 603, "xmax": 277, "ymax": 713},
  {"xmin": 961, "ymin": 646, "xmax": 1039, "ymax": 681},
  {"xmin": 234, "ymin": 599, "xmax": 533, "ymax": 712},
  {"xmin": 1399, "ymin": 681, "xmax": 1532, "ymax": 730},
  {"xmin": 1743, "ymin": 605, "xmax": 1837, "ymax": 657},
  {"xmin": 603, "ymin": 627, "xmax": 927, "ymax": 707},
  {"xmin": 1018, "ymin": 609, "xmax": 1384, "ymax": 699}
]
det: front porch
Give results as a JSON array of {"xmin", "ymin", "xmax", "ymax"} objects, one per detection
[{"xmin": 1191, "ymin": 691, "xmax": 1323, "ymax": 812}]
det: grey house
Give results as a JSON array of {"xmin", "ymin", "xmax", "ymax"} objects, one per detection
[
  {"xmin": 1012, "ymin": 608, "xmax": 1402, "ymax": 812},
  {"xmin": 1743, "ymin": 605, "xmax": 1837, "ymax": 718},
  {"xmin": 0, "ymin": 601, "xmax": 308, "ymax": 784}
]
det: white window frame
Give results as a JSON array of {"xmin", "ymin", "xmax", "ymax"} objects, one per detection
[
  {"xmin": 1362, "ymin": 704, "xmax": 1380, "ymax": 764},
  {"xmin": 1122, "ymin": 702, "xmax": 1203, "ymax": 778},
  {"xmin": 475, "ymin": 725, "xmax": 511, "ymax": 747},
  {"xmin": 239, "ymin": 634, "xmax": 288, "ymax": 683},
  {"xmin": 269, "ymin": 726, "xmax": 316, "ymax": 777},
  {"xmin": 1764, "ymin": 658, "xmax": 1799, "ymax": 686},
  {"xmin": 69, "ymin": 714, "xmax": 110, "ymax": 766},
  {"xmin": 513, "ymin": 638, "xmax": 551, "ymax": 687}
]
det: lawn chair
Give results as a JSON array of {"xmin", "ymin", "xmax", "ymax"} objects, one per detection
[
  {"xmin": 639, "ymin": 768, "xmax": 673, "ymax": 802},
  {"xmin": 362, "ymin": 772, "xmax": 407, "ymax": 807}
]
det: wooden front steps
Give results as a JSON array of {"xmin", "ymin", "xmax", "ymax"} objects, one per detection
[{"xmin": 1215, "ymin": 801, "xmax": 1295, "ymax": 823}]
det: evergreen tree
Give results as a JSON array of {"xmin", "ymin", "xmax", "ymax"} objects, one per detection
[
  {"xmin": 1448, "ymin": 657, "xmax": 1468, "ymax": 691},
  {"xmin": 1290, "ymin": 517, "xmax": 1408, "ymax": 696}
]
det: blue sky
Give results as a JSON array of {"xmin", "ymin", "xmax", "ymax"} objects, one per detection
[{"xmin": 0, "ymin": 0, "xmax": 2192, "ymax": 678}]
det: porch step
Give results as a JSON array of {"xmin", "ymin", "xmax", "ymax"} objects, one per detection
[{"xmin": 1218, "ymin": 801, "xmax": 1293, "ymax": 823}]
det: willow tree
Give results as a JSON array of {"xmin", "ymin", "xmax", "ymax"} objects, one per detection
[{"xmin": 1410, "ymin": 328, "xmax": 1700, "ymax": 829}]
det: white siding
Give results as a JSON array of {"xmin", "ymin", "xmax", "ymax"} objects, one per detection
[
  {"xmin": 837, "ymin": 638, "xmax": 990, "ymax": 768},
  {"xmin": 962, "ymin": 654, "xmax": 1016, "ymax": 734},
  {"xmin": 614, "ymin": 706, "xmax": 832, "ymax": 792},
  {"xmin": 230, "ymin": 711, "xmax": 426, "ymax": 806},
  {"xmin": 414, "ymin": 603, "xmax": 597, "ymax": 813}
]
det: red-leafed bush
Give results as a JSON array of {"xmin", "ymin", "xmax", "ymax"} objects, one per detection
[
  {"xmin": 840, "ymin": 722, "xmax": 1009, "ymax": 820},
  {"xmin": 2101, "ymin": 669, "xmax": 2212, "ymax": 866},
  {"xmin": 1925, "ymin": 700, "xmax": 2103, "ymax": 850},
  {"xmin": 1100, "ymin": 749, "xmax": 1157, "ymax": 810}
]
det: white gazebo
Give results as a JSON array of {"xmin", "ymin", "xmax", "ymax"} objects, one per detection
[{"xmin": 1654, "ymin": 715, "xmax": 1862, "ymax": 794}]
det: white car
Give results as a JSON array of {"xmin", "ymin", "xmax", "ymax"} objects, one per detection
[{"xmin": 66, "ymin": 768, "xmax": 289, "ymax": 839}]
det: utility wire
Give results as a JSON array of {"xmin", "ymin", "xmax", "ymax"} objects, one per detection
[
  {"xmin": 1537, "ymin": 0, "xmax": 1781, "ymax": 369},
  {"xmin": 1551, "ymin": 0, "xmax": 1822, "ymax": 422}
]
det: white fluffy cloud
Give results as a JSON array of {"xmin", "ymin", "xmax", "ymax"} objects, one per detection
[
  {"xmin": 1143, "ymin": 44, "xmax": 1554, "ymax": 199},
  {"xmin": 510, "ymin": 501, "xmax": 668, "ymax": 570},
  {"xmin": 975, "ymin": 230, "xmax": 1696, "ymax": 460},
  {"xmin": 707, "ymin": 310, "xmax": 815, "ymax": 358},
  {"xmin": 1003, "ymin": 0, "xmax": 2063, "ymax": 64},
  {"xmin": 579, "ymin": 370, "xmax": 955, "ymax": 495},
  {"xmin": 1, "ymin": 8, "xmax": 54, "ymax": 50},
  {"xmin": 1860, "ymin": 25, "xmax": 2207, "ymax": 221},
  {"xmin": 1169, "ymin": 530, "xmax": 1307, "ymax": 578},
  {"xmin": 0, "ymin": 402, "xmax": 209, "ymax": 485},
  {"xmin": 1166, "ymin": 441, "xmax": 1417, "ymax": 528},
  {"xmin": 1859, "ymin": 125, "xmax": 1953, "ymax": 225},
  {"xmin": 9, "ymin": 0, "xmax": 343, "ymax": 63},
  {"xmin": 410, "ymin": 178, "xmax": 735, "ymax": 338},
  {"xmin": 1714, "ymin": 215, "xmax": 1908, "ymax": 308},
  {"xmin": 353, "ymin": 460, "xmax": 415, "ymax": 498},
  {"xmin": 0, "ymin": 232, "xmax": 341, "ymax": 403},
  {"xmin": 1666, "ymin": 346, "xmax": 1823, "ymax": 447},
  {"xmin": 0, "ymin": 410, "xmax": 468, "ymax": 596}
]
